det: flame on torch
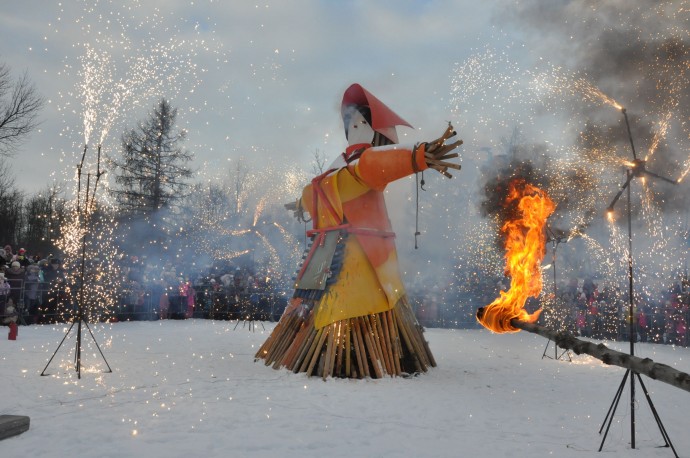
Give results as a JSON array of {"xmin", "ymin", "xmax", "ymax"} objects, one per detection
[{"xmin": 476, "ymin": 179, "xmax": 556, "ymax": 333}]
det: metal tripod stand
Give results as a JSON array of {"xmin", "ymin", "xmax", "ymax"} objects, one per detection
[
  {"xmin": 598, "ymin": 109, "xmax": 677, "ymax": 456},
  {"xmin": 41, "ymin": 145, "xmax": 113, "ymax": 379}
]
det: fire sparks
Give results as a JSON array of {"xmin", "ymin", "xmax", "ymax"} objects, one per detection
[{"xmin": 477, "ymin": 179, "xmax": 555, "ymax": 334}]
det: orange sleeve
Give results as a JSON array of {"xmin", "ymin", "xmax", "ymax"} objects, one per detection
[{"xmin": 352, "ymin": 144, "xmax": 429, "ymax": 191}]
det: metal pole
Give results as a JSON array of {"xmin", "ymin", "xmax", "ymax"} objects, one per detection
[{"xmin": 626, "ymin": 169, "xmax": 636, "ymax": 448}]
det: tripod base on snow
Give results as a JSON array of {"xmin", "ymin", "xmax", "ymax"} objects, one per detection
[{"xmin": 40, "ymin": 313, "xmax": 112, "ymax": 379}]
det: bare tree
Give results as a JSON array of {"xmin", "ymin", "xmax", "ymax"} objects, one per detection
[
  {"xmin": 311, "ymin": 148, "xmax": 327, "ymax": 175},
  {"xmin": 23, "ymin": 184, "xmax": 66, "ymax": 256},
  {"xmin": 112, "ymin": 98, "xmax": 194, "ymax": 216},
  {"xmin": 0, "ymin": 62, "xmax": 44, "ymax": 157},
  {"xmin": 0, "ymin": 162, "xmax": 23, "ymax": 245}
]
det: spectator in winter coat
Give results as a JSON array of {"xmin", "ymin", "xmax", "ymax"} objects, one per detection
[
  {"xmin": 15, "ymin": 248, "xmax": 31, "ymax": 267},
  {"xmin": 0, "ymin": 272, "xmax": 10, "ymax": 320},
  {"xmin": 3, "ymin": 245, "xmax": 15, "ymax": 262},
  {"xmin": 0, "ymin": 248, "xmax": 11, "ymax": 266},
  {"xmin": 5, "ymin": 261, "xmax": 25, "ymax": 307},
  {"xmin": 24, "ymin": 264, "xmax": 42, "ymax": 317}
]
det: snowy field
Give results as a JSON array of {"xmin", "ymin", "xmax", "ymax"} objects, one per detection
[{"xmin": 2, "ymin": 320, "xmax": 689, "ymax": 458}]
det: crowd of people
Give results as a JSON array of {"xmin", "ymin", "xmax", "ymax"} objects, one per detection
[
  {"xmin": 548, "ymin": 276, "xmax": 690, "ymax": 347},
  {"xmin": 116, "ymin": 257, "xmax": 288, "ymax": 322},
  {"xmin": 2, "ymin": 242, "xmax": 689, "ymax": 348},
  {"xmin": 0, "ymin": 244, "xmax": 66, "ymax": 327},
  {"xmin": 407, "ymin": 271, "xmax": 690, "ymax": 348}
]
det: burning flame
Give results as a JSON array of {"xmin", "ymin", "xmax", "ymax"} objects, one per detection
[{"xmin": 477, "ymin": 179, "xmax": 556, "ymax": 333}]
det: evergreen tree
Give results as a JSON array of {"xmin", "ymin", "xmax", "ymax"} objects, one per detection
[{"xmin": 112, "ymin": 98, "xmax": 193, "ymax": 216}]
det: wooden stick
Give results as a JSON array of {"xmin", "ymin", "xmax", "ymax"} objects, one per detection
[
  {"xmin": 335, "ymin": 321, "xmax": 345, "ymax": 377},
  {"xmin": 428, "ymin": 164, "xmax": 452, "ymax": 178},
  {"xmin": 272, "ymin": 314, "xmax": 304, "ymax": 368},
  {"xmin": 352, "ymin": 319, "xmax": 366, "ymax": 378},
  {"xmin": 512, "ymin": 319, "xmax": 690, "ymax": 393},
  {"xmin": 292, "ymin": 325, "xmax": 317, "ymax": 372},
  {"xmin": 426, "ymin": 158, "xmax": 462, "ymax": 170},
  {"xmin": 364, "ymin": 315, "xmax": 385, "ymax": 375},
  {"xmin": 393, "ymin": 306, "xmax": 423, "ymax": 373},
  {"xmin": 299, "ymin": 324, "xmax": 324, "ymax": 374},
  {"xmin": 345, "ymin": 320, "xmax": 352, "ymax": 378},
  {"xmin": 399, "ymin": 300, "xmax": 433, "ymax": 368},
  {"xmin": 353, "ymin": 318, "xmax": 370, "ymax": 378},
  {"xmin": 328, "ymin": 322, "xmax": 338, "ymax": 377},
  {"xmin": 322, "ymin": 323, "xmax": 335, "ymax": 380},
  {"xmin": 373, "ymin": 314, "xmax": 393, "ymax": 375},
  {"xmin": 303, "ymin": 326, "xmax": 326, "ymax": 375},
  {"xmin": 379, "ymin": 310, "xmax": 397, "ymax": 375},
  {"xmin": 263, "ymin": 312, "xmax": 298, "ymax": 365},
  {"xmin": 386, "ymin": 309, "xmax": 402, "ymax": 374},
  {"xmin": 280, "ymin": 319, "xmax": 311, "ymax": 369},
  {"xmin": 362, "ymin": 316, "xmax": 383, "ymax": 374},
  {"xmin": 359, "ymin": 317, "xmax": 383, "ymax": 378}
]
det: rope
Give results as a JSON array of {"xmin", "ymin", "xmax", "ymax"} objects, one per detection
[{"xmin": 414, "ymin": 171, "xmax": 425, "ymax": 249}]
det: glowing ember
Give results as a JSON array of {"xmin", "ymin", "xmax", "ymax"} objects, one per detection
[{"xmin": 477, "ymin": 179, "xmax": 556, "ymax": 333}]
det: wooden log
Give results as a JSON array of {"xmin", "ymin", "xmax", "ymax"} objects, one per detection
[
  {"xmin": 335, "ymin": 321, "xmax": 345, "ymax": 377},
  {"xmin": 364, "ymin": 315, "xmax": 388, "ymax": 375},
  {"xmin": 354, "ymin": 318, "xmax": 373, "ymax": 378},
  {"xmin": 345, "ymin": 320, "xmax": 352, "ymax": 378},
  {"xmin": 426, "ymin": 158, "xmax": 462, "ymax": 170},
  {"xmin": 401, "ymin": 301, "xmax": 435, "ymax": 368},
  {"xmin": 511, "ymin": 319, "xmax": 690, "ymax": 393},
  {"xmin": 292, "ymin": 326, "xmax": 317, "ymax": 373},
  {"xmin": 352, "ymin": 319, "xmax": 367, "ymax": 378},
  {"xmin": 394, "ymin": 306, "xmax": 425, "ymax": 371},
  {"xmin": 328, "ymin": 322, "xmax": 338, "ymax": 377},
  {"xmin": 373, "ymin": 314, "xmax": 393, "ymax": 375},
  {"xmin": 255, "ymin": 314, "xmax": 287, "ymax": 359},
  {"xmin": 302, "ymin": 326, "xmax": 326, "ymax": 374},
  {"xmin": 386, "ymin": 309, "xmax": 402, "ymax": 375},
  {"xmin": 322, "ymin": 323, "xmax": 335, "ymax": 380},
  {"xmin": 359, "ymin": 317, "xmax": 383, "ymax": 378},
  {"xmin": 0, "ymin": 415, "xmax": 30, "ymax": 441},
  {"xmin": 263, "ymin": 312, "xmax": 298, "ymax": 363},
  {"xmin": 265, "ymin": 313, "xmax": 299, "ymax": 366},
  {"xmin": 381, "ymin": 310, "xmax": 400, "ymax": 375},
  {"xmin": 279, "ymin": 319, "xmax": 310, "ymax": 369}
]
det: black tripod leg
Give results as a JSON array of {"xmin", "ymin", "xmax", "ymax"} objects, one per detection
[
  {"xmin": 542, "ymin": 339, "xmax": 552, "ymax": 359},
  {"xmin": 41, "ymin": 320, "xmax": 77, "ymax": 376},
  {"xmin": 83, "ymin": 320, "xmax": 113, "ymax": 373},
  {"xmin": 75, "ymin": 320, "xmax": 82, "ymax": 378},
  {"xmin": 599, "ymin": 369, "xmax": 629, "ymax": 451},
  {"xmin": 635, "ymin": 373, "xmax": 678, "ymax": 458},
  {"xmin": 557, "ymin": 347, "xmax": 572, "ymax": 362}
]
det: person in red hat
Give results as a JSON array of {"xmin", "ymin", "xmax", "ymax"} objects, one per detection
[
  {"xmin": 256, "ymin": 83, "xmax": 461, "ymax": 378},
  {"xmin": 15, "ymin": 248, "xmax": 31, "ymax": 267}
]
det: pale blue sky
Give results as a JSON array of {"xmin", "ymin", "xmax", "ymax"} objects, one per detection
[{"xmin": 2, "ymin": 0, "xmax": 523, "ymax": 193}]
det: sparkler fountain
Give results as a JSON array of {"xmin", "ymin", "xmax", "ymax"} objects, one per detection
[
  {"xmin": 599, "ymin": 108, "xmax": 678, "ymax": 456},
  {"xmin": 41, "ymin": 144, "xmax": 113, "ymax": 379}
]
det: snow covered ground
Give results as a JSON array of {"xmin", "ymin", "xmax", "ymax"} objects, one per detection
[{"xmin": 2, "ymin": 320, "xmax": 689, "ymax": 458}]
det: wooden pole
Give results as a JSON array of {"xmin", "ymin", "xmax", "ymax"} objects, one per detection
[{"xmin": 511, "ymin": 319, "xmax": 690, "ymax": 393}]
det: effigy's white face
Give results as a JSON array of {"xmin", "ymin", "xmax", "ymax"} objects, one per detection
[{"xmin": 346, "ymin": 110, "xmax": 375, "ymax": 146}]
